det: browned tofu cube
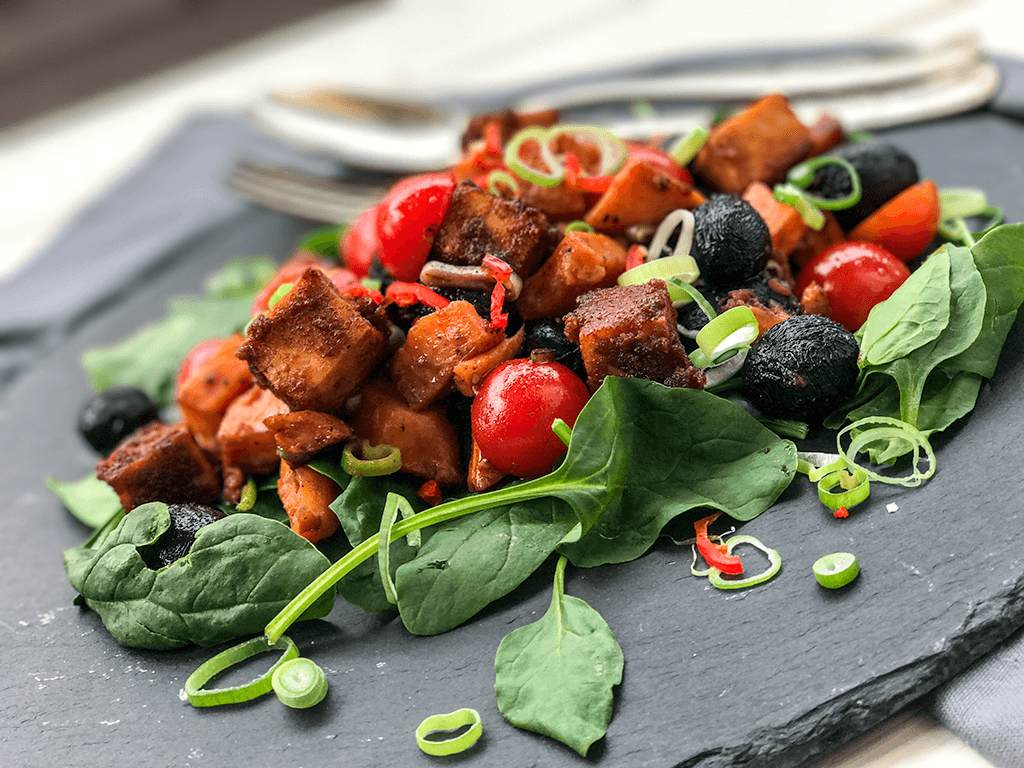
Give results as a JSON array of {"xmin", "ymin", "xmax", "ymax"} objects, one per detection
[
  {"xmin": 691, "ymin": 94, "xmax": 814, "ymax": 194},
  {"xmin": 237, "ymin": 267, "xmax": 389, "ymax": 413},
  {"xmin": 263, "ymin": 410, "xmax": 352, "ymax": 465},
  {"xmin": 584, "ymin": 159, "xmax": 706, "ymax": 233},
  {"xmin": 517, "ymin": 231, "xmax": 628, "ymax": 320},
  {"xmin": 389, "ymin": 300, "xmax": 502, "ymax": 409},
  {"xmin": 176, "ymin": 333, "xmax": 253, "ymax": 455},
  {"xmin": 96, "ymin": 421, "xmax": 221, "ymax": 511},
  {"xmin": 217, "ymin": 385, "xmax": 290, "ymax": 477},
  {"xmin": 351, "ymin": 379, "xmax": 463, "ymax": 486},
  {"xmin": 429, "ymin": 180, "xmax": 557, "ymax": 277},
  {"xmin": 277, "ymin": 459, "xmax": 341, "ymax": 543},
  {"xmin": 563, "ymin": 280, "xmax": 705, "ymax": 391}
]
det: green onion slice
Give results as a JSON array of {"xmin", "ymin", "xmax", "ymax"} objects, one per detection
[
  {"xmin": 667, "ymin": 127, "xmax": 709, "ymax": 165},
  {"xmin": 267, "ymin": 282, "xmax": 294, "ymax": 311},
  {"xmin": 415, "ymin": 708, "xmax": 484, "ymax": 756},
  {"xmin": 551, "ymin": 417, "xmax": 572, "ymax": 447},
  {"xmin": 342, "ymin": 441, "xmax": 402, "ymax": 477},
  {"xmin": 695, "ymin": 305, "xmax": 758, "ymax": 362},
  {"xmin": 184, "ymin": 635, "xmax": 299, "ymax": 707},
  {"xmin": 786, "ymin": 156, "xmax": 863, "ymax": 211},
  {"xmin": 504, "ymin": 126, "xmax": 563, "ymax": 187},
  {"xmin": 939, "ymin": 188, "xmax": 989, "ymax": 220},
  {"xmin": 272, "ymin": 657, "xmax": 328, "ymax": 709},
  {"xmin": 668, "ymin": 277, "xmax": 716, "ymax": 316},
  {"xmin": 813, "ymin": 552, "xmax": 860, "ymax": 589},
  {"xmin": 645, "ymin": 208, "xmax": 696, "ymax": 261},
  {"xmin": 546, "ymin": 124, "xmax": 628, "ymax": 177},
  {"xmin": 707, "ymin": 535, "xmax": 782, "ymax": 590},
  {"xmin": 618, "ymin": 253, "xmax": 699, "ymax": 288},
  {"xmin": 796, "ymin": 452, "xmax": 846, "ymax": 483},
  {"xmin": 817, "ymin": 467, "xmax": 870, "ymax": 511},
  {"xmin": 378, "ymin": 492, "xmax": 420, "ymax": 604},
  {"xmin": 837, "ymin": 416, "xmax": 936, "ymax": 487},
  {"xmin": 487, "ymin": 169, "xmax": 520, "ymax": 197},
  {"xmin": 564, "ymin": 220, "xmax": 595, "ymax": 233},
  {"xmin": 236, "ymin": 477, "xmax": 258, "ymax": 512},
  {"xmin": 773, "ymin": 183, "xmax": 826, "ymax": 231}
]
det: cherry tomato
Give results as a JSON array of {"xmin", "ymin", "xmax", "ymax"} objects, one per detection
[
  {"xmin": 341, "ymin": 203, "xmax": 381, "ymax": 278},
  {"xmin": 796, "ymin": 241, "xmax": 911, "ymax": 331},
  {"xmin": 471, "ymin": 358, "xmax": 590, "ymax": 477},
  {"xmin": 847, "ymin": 180, "xmax": 940, "ymax": 261},
  {"xmin": 176, "ymin": 338, "xmax": 228, "ymax": 396},
  {"xmin": 626, "ymin": 143, "xmax": 694, "ymax": 184},
  {"xmin": 376, "ymin": 172, "xmax": 455, "ymax": 282}
]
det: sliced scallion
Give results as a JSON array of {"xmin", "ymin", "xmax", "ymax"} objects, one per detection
[
  {"xmin": 272, "ymin": 657, "xmax": 328, "ymax": 709},
  {"xmin": 617, "ymin": 253, "xmax": 699, "ymax": 287},
  {"xmin": 667, "ymin": 127, "xmax": 708, "ymax": 165},
  {"xmin": 645, "ymin": 208, "xmax": 696, "ymax": 261},
  {"xmin": 342, "ymin": 441, "xmax": 402, "ymax": 477},
  {"xmin": 564, "ymin": 220, "xmax": 595, "ymax": 233},
  {"xmin": 813, "ymin": 552, "xmax": 860, "ymax": 589},
  {"xmin": 694, "ymin": 305, "xmax": 758, "ymax": 363},
  {"xmin": 378, "ymin": 492, "xmax": 419, "ymax": 604},
  {"xmin": 487, "ymin": 169, "xmax": 520, "ymax": 197},
  {"xmin": 707, "ymin": 535, "xmax": 782, "ymax": 590},
  {"xmin": 786, "ymin": 156, "xmax": 863, "ymax": 211},
  {"xmin": 184, "ymin": 635, "xmax": 299, "ymax": 707},
  {"xmin": 546, "ymin": 124, "xmax": 628, "ymax": 177},
  {"xmin": 817, "ymin": 467, "xmax": 870, "ymax": 511},
  {"xmin": 504, "ymin": 126, "xmax": 563, "ymax": 187},
  {"xmin": 773, "ymin": 183, "xmax": 826, "ymax": 231},
  {"xmin": 235, "ymin": 477, "xmax": 258, "ymax": 512},
  {"xmin": 837, "ymin": 416, "xmax": 936, "ymax": 488},
  {"xmin": 415, "ymin": 708, "xmax": 483, "ymax": 756}
]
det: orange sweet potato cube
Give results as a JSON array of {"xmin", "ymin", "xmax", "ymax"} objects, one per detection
[
  {"xmin": 742, "ymin": 181, "xmax": 808, "ymax": 258},
  {"xmin": 277, "ymin": 459, "xmax": 341, "ymax": 543},
  {"xmin": 217, "ymin": 385, "xmax": 290, "ymax": 477},
  {"xmin": 584, "ymin": 159, "xmax": 705, "ymax": 233},
  {"xmin": 176, "ymin": 333, "xmax": 253, "ymax": 454}
]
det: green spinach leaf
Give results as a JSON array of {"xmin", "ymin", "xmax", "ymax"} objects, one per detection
[
  {"xmin": 46, "ymin": 472, "xmax": 121, "ymax": 529},
  {"xmin": 494, "ymin": 556, "xmax": 623, "ymax": 756},
  {"xmin": 64, "ymin": 503, "xmax": 334, "ymax": 649}
]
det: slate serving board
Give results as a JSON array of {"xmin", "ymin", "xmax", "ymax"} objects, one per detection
[{"xmin": 2, "ymin": 101, "xmax": 1024, "ymax": 768}]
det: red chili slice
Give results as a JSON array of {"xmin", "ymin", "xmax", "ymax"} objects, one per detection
[{"xmin": 694, "ymin": 512, "xmax": 744, "ymax": 575}]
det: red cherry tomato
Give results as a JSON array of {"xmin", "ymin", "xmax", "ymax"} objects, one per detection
[
  {"xmin": 471, "ymin": 358, "xmax": 590, "ymax": 477},
  {"xmin": 847, "ymin": 180, "xmax": 940, "ymax": 261},
  {"xmin": 796, "ymin": 241, "xmax": 911, "ymax": 331},
  {"xmin": 626, "ymin": 143, "xmax": 694, "ymax": 184},
  {"xmin": 341, "ymin": 203, "xmax": 381, "ymax": 278},
  {"xmin": 176, "ymin": 338, "xmax": 227, "ymax": 396},
  {"xmin": 376, "ymin": 172, "xmax": 455, "ymax": 282}
]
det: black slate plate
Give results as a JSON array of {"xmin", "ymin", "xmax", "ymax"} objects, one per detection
[{"xmin": 2, "ymin": 104, "xmax": 1024, "ymax": 768}]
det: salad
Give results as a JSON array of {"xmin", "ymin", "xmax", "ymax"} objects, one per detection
[{"xmin": 50, "ymin": 93, "xmax": 1024, "ymax": 757}]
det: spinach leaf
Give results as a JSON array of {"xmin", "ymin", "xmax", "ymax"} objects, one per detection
[
  {"xmin": 81, "ymin": 255, "xmax": 275, "ymax": 407},
  {"xmin": 494, "ymin": 556, "xmax": 623, "ymax": 756},
  {"xmin": 395, "ymin": 496, "xmax": 579, "ymax": 635},
  {"xmin": 559, "ymin": 378, "xmax": 797, "ymax": 567},
  {"xmin": 46, "ymin": 472, "xmax": 121, "ymax": 529},
  {"xmin": 64, "ymin": 503, "xmax": 334, "ymax": 649},
  {"xmin": 857, "ymin": 251, "xmax": 951, "ymax": 366}
]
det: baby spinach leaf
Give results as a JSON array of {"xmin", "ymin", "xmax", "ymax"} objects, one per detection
[
  {"xmin": 46, "ymin": 472, "xmax": 121, "ymax": 530},
  {"xmin": 64, "ymin": 503, "xmax": 334, "ymax": 649},
  {"xmin": 395, "ymin": 496, "xmax": 579, "ymax": 635},
  {"xmin": 494, "ymin": 556, "xmax": 623, "ymax": 756},
  {"xmin": 857, "ymin": 251, "xmax": 951, "ymax": 366},
  {"xmin": 560, "ymin": 379, "xmax": 797, "ymax": 567},
  {"xmin": 81, "ymin": 255, "xmax": 275, "ymax": 407}
]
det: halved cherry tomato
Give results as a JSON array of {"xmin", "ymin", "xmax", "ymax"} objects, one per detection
[
  {"xmin": 796, "ymin": 241, "xmax": 911, "ymax": 331},
  {"xmin": 626, "ymin": 143, "xmax": 694, "ymax": 185},
  {"xmin": 847, "ymin": 180, "xmax": 940, "ymax": 261},
  {"xmin": 376, "ymin": 172, "xmax": 456, "ymax": 282},
  {"xmin": 471, "ymin": 358, "xmax": 590, "ymax": 477},
  {"xmin": 341, "ymin": 203, "xmax": 381, "ymax": 278}
]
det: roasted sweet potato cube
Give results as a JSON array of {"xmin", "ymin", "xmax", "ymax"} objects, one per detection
[
  {"xmin": 691, "ymin": 94, "xmax": 814, "ymax": 194},
  {"xmin": 517, "ymin": 231, "xmax": 628, "ymax": 320},
  {"xmin": 564, "ymin": 280, "xmax": 704, "ymax": 391},
  {"xmin": 96, "ymin": 421, "xmax": 221, "ymax": 511},
  {"xmin": 453, "ymin": 326, "xmax": 524, "ymax": 396},
  {"xmin": 789, "ymin": 211, "xmax": 846, "ymax": 271},
  {"xmin": 217, "ymin": 385, "xmax": 289, "ymax": 477},
  {"xmin": 237, "ymin": 267, "xmax": 389, "ymax": 413},
  {"xmin": 742, "ymin": 181, "xmax": 809, "ymax": 258},
  {"xmin": 583, "ymin": 159, "xmax": 705, "ymax": 233},
  {"xmin": 389, "ymin": 300, "xmax": 503, "ymax": 409},
  {"xmin": 351, "ymin": 379, "xmax": 463, "ymax": 486},
  {"xmin": 429, "ymin": 180, "xmax": 557, "ymax": 277},
  {"xmin": 263, "ymin": 410, "xmax": 352, "ymax": 465},
  {"xmin": 277, "ymin": 459, "xmax": 341, "ymax": 543},
  {"xmin": 176, "ymin": 334, "xmax": 253, "ymax": 455}
]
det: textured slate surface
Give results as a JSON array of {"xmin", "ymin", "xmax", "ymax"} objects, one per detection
[{"xmin": 2, "ymin": 104, "xmax": 1024, "ymax": 768}]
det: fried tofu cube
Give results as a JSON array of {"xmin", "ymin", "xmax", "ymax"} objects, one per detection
[
  {"xmin": 96, "ymin": 421, "xmax": 221, "ymax": 511},
  {"xmin": 389, "ymin": 300, "xmax": 503, "ymax": 409},
  {"xmin": 584, "ymin": 159, "xmax": 706, "ymax": 233},
  {"xmin": 564, "ymin": 280, "xmax": 705, "ymax": 391},
  {"xmin": 237, "ymin": 267, "xmax": 389, "ymax": 413},
  {"xmin": 351, "ymin": 379, "xmax": 463, "ymax": 486},
  {"xmin": 217, "ymin": 385, "xmax": 290, "ymax": 477},
  {"xmin": 691, "ymin": 94, "xmax": 814, "ymax": 194},
  {"xmin": 517, "ymin": 231, "xmax": 628, "ymax": 320},
  {"xmin": 429, "ymin": 180, "xmax": 557, "ymax": 277}
]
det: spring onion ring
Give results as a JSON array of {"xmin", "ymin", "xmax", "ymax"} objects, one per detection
[
  {"xmin": 564, "ymin": 220, "xmax": 595, "ymax": 233},
  {"xmin": 667, "ymin": 127, "xmax": 708, "ymax": 165},
  {"xmin": 694, "ymin": 305, "xmax": 758, "ymax": 362},
  {"xmin": 813, "ymin": 552, "xmax": 860, "ymax": 589},
  {"xmin": 772, "ymin": 183, "xmax": 826, "ymax": 231},
  {"xmin": 645, "ymin": 208, "xmax": 696, "ymax": 262},
  {"xmin": 272, "ymin": 657, "xmax": 328, "ymax": 709},
  {"xmin": 546, "ymin": 124, "xmax": 628, "ymax": 178},
  {"xmin": 342, "ymin": 441, "xmax": 402, "ymax": 477},
  {"xmin": 487, "ymin": 169, "xmax": 520, "ymax": 197},
  {"xmin": 786, "ymin": 156, "xmax": 863, "ymax": 211},
  {"xmin": 618, "ymin": 253, "xmax": 699, "ymax": 287},
  {"xmin": 184, "ymin": 635, "xmax": 299, "ymax": 707},
  {"xmin": 817, "ymin": 467, "xmax": 870, "ymax": 511},
  {"xmin": 415, "ymin": 708, "xmax": 484, "ymax": 756},
  {"xmin": 504, "ymin": 126, "xmax": 563, "ymax": 187},
  {"xmin": 837, "ymin": 416, "xmax": 936, "ymax": 487},
  {"xmin": 706, "ymin": 535, "xmax": 782, "ymax": 590}
]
